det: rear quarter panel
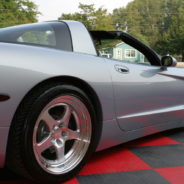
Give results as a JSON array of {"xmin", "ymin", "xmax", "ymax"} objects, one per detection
[{"xmin": 0, "ymin": 43, "xmax": 115, "ymax": 167}]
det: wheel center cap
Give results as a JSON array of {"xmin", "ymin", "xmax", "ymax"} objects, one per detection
[{"xmin": 53, "ymin": 129, "xmax": 62, "ymax": 139}]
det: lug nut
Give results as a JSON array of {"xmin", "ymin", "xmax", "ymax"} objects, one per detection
[{"xmin": 53, "ymin": 126, "xmax": 58, "ymax": 131}]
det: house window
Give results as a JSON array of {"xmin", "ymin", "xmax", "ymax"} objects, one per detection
[{"xmin": 125, "ymin": 49, "xmax": 136, "ymax": 58}]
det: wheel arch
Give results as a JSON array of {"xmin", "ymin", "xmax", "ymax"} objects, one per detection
[
  {"xmin": 32, "ymin": 76, "xmax": 102, "ymax": 123},
  {"xmin": 9, "ymin": 75, "xmax": 103, "ymax": 133}
]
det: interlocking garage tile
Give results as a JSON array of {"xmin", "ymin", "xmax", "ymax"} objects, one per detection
[
  {"xmin": 155, "ymin": 166, "xmax": 184, "ymax": 184},
  {"xmin": 78, "ymin": 170, "xmax": 169, "ymax": 184},
  {"xmin": 163, "ymin": 128, "xmax": 184, "ymax": 143},
  {"xmin": 79, "ymin": 148, "xmax": 151, "ymax": 175},
  {"xmin": 64, "ymin": 177, "xmax": 79, "ymax": 184},
  {"xmin": 130, "ymin": 144, "xmax": 184, "ymax": 168}
]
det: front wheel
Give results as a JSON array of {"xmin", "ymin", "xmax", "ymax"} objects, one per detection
[{"xmin": 7, "ymin": 84, "xmax": 100, "ymax": 183}]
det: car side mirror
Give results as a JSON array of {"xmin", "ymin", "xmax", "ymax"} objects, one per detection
[{"xmin": 161, "ymin": 55, "xmax": 177, "ymax": 68}]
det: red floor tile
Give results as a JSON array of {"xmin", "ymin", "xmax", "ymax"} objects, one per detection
[
  {"xmin": 156, "ymin": 166, "xmax": 184, "ymax": 184},
  {"xmin": 79, "ymin": 148, "xmax": 151, "ymax": 175},
  {"xmin": 64, "ymin": 177, "xmax": 79, "ymax": 184}
]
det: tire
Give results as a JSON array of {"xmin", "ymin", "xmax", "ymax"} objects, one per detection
[{"xmin": 6, "ymin": 83, "xmax": 101, "ymax": 183}]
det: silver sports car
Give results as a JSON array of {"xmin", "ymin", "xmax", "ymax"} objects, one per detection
[{"xmin": 0, "ymin": 20, "xmax": 183, "ymax": 183}]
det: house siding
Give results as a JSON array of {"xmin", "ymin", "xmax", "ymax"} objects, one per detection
[
  {"xmin": 99, "ymin": 42, "xmax": 146, "ymax": 63},
  {"xmin": 113, "ymin": 43, "xmax": 145, "ymax": 63}
]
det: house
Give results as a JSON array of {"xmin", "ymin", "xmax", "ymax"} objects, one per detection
[
  {"xmin": 99, "ymin": 42, "xmax": 146, "ymax": 63},
  {"xmin": 113, "ymin": 42, "xmax": 145, "ymax": 63}
]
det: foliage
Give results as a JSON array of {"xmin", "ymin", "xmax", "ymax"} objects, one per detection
[
  {"xmin": 96, "ymin": 39, "xmax": 122, "ymax": 50},
  {"xmin": 112, "ymin": 0, "xmax": 184, "ymax": 61},
  {"xmin": 0, "ymin": 0, "xmax": 39, "ymax": 28},
  {"xmin": 58, "ymin": 3, "xmax": 114, "ymax": 31}
]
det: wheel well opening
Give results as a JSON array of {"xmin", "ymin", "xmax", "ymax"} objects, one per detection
[{"xmin": 24, "ymin": 76, "xmax": 103, "ymax": 124}]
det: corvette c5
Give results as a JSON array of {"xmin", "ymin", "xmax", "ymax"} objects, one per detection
[{"xmin": 0, "ymin": 20, "xmax": 183, "ymax": 183}]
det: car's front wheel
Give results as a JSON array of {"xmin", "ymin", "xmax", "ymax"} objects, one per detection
[{"xmin": 7, "ymin": 83, "xmax": 100, "ymax": 183}]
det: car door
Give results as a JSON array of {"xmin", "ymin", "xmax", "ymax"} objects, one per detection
[
  {"xmin": 91, "ymin": 30, "xmax": 184, "ymax": 132},
  {"xmin": 106, "ymin": 57, "xmax": 184, "ymax": 131}
]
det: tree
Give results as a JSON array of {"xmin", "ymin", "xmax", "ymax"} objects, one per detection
[
  {"xmin": 156, "ymin": 0, "xmax": 184, "ymax": 60},
  {"xmin": 58, "ymin": 3, "xmax": 114, "ymax": 30},
  {"xmin": 113, "ymin": 0, "xmax": 164, "ymax": 46},
  {"xmin": 112, "ymin": 0, "xmax": 184, "ymax": 61},
  {"xmin": 0, "ymin": 0, "xmax": 39, "ymax": 28}
]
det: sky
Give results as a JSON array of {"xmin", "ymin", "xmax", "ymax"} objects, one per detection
[{"xmin": 32, "ymin": 0, "xmax": 133, "ymax": 22}]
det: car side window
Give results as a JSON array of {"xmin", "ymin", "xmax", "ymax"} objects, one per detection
[
  {"xmin": 96, "ymin": 39, "xmax": 150, "ymax": 65},
  {"xmin": 17, "ymin": 29, "xmax": 56, "ymax": 47},
  {"xmin": 0, "ymin": 22, "xmax": 73, "ymax": 51}
]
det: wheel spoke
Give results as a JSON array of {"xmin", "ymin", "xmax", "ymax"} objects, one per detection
[
  {"xmin": 65, "ymin": 128, "xmax": 80, "ymax": 140},
  {"xmin": 42, "ymin": 110, "xmax": 58, "ymax": 131},
  {"xmin": 35, "ymin": 135, "xmax": 53, "ymax": 155},
  {"xmin": 62, "ymin": 105, "xmax": 72, "ymax": 127},
  {"xmin": 53, "ymin": 139, "xmax": 65, "ymax": 162}
]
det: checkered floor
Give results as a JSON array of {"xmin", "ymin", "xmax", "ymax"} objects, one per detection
[{"xmin": 1, "ymin": 128, "xmax": 184, "ymax": 184}]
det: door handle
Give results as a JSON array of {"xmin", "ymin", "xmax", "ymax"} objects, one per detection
[{"xmin": 115, "ymin": 65, "xmax": 129, "ymax": 74}]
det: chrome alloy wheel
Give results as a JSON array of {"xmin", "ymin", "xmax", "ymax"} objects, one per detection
[{"xmin": 33, "ymin": 95, "xmax": 92, "ymax": 175}]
